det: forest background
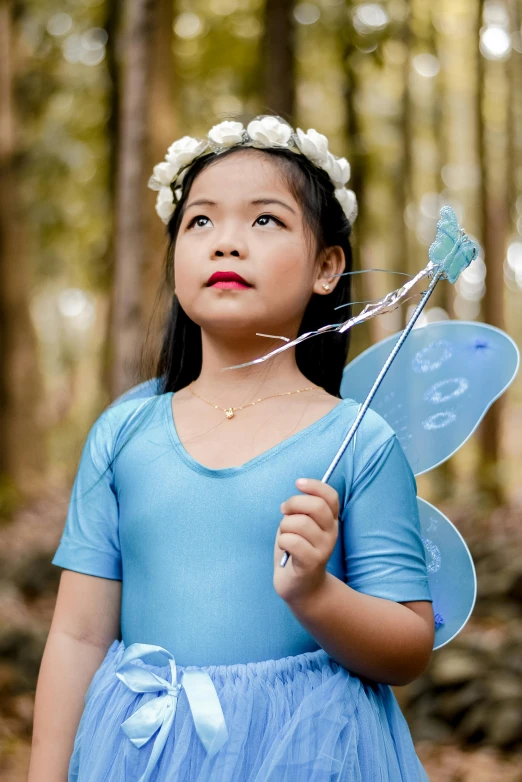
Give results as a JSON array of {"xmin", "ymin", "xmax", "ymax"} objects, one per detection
[{"xmin": 0, "ymin": 0, "xmax": 521, "ymax": 779}]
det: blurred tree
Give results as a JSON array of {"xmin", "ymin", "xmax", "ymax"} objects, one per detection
[
  {"xmin": 476, "ymin": 0, "xmax": 508, "ymax": 503},
  {"xmin": 342, "ymin": 4, "xmax": 375, "ymax": 356},
  {"xmin": 261, "ymin": 0, "xmax": 296, "ymax": 121},
  {"xmin": 141, "ymin": 0, "xmax": 177, "ymax": 375},
  {"xmin": 110, "ymin": 0, "xmax": 157, "ymax": 397},
  {"xmin": 100, "ymin": 0, "xmax": 123, "ymax": 399},
  {"xmin": 399, "ymin": 1, "xmax": 412, "ymax": 329},
  {"xmin": 507, "ymin": 0, "xmax": 521, "ymax": 210},
  {"xmin": 415, "ymin": 1, "xmax": 455, "ymax": 504},
  {"xmin": 0, "ymin": 0, "xmax": 45, "ymax": 507}
]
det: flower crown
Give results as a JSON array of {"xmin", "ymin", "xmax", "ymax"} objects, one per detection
[{"xmin": 147, "ymin": 114, "xmax": 358, "ymax": 227}]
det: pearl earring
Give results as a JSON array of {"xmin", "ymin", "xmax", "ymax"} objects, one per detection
[{"xmin": 322, "ymin": 283, "xmax": 331, "ymax": 291}]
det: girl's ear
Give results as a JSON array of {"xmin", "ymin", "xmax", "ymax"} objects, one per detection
[{"xmin": 313, "ymin": 245, "xmax": 345, "ymax": 295}]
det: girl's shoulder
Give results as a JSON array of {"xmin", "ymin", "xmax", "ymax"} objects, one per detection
[
  {"xmin": 87, "ymin": 393, "xmax": 163, "ymax": 462},
  {"xmin": 338, "ymin": 396, "xmax": 397, "ymax": 470}
]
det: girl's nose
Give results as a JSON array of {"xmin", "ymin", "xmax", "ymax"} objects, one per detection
[{"xmin": 215, "ymin": 248, "xmax": 240, "ymax": 257}]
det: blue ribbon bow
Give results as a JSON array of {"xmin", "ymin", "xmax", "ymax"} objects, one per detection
[{"xmin": 115, "ymin": 643, "xmax": 228, "ymax": 782}]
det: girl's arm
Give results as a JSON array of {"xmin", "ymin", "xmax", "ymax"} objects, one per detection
[
  {"xmin": 274, "ymin": 476, "xmax": 434, "ymax": 686},
  {"xmin": 27, "ymin": 570, "xmax": 121, "ymax": 782},
  {"xmin": 285, "ymin": 574, "xmax": 433, "ymax": 686}
]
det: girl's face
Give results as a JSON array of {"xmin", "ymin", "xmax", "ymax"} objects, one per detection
[{"xmin": 173, "ymin": 149, "xmax": 342, "ymax": 342}]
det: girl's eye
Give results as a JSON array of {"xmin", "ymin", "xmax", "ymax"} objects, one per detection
[
  {"xmin": 187, "ymin": 215, "xmax": 210, "ymax": 229},
  {"xmin": 256, "ymin": 214, "xmax": 285, "ymax": 227},
  {"xmin": 186, "ymin": 214, "xmax": 285, "ymax": 230}
]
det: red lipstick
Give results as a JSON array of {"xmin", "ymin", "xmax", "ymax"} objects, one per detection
[{"xmin": 207, "ymin": 271, "xmax": 252, "ymax": 289}]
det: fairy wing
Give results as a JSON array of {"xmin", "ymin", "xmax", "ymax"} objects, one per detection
[
  {"xmin": 417, "ymin": 498, "xmax": 477, "ymax": 649},
  {"xmin": 341, "ymin": 319, "xmax": 518, "ymax": 649},
  {"xmin": 340, "ymin": 320, "xmax": 519, "ymax": 477}
]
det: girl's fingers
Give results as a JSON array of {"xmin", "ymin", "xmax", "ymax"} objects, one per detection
[
  {"xmin": 281, "ymin": 492, "xmax": 337, "ymax": 531},
  {"xmin": 279, "ymin": 513, "xmax": 325, "ymax": 549},
  {"xmin": 295, "ymin": 478, "xmax": 339, "ymax": 520},
  {"xmin": 276, "ymin": 531, "xmax": 321, "ymax": 563}
]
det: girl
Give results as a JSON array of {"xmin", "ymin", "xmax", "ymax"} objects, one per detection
[{"xmin": 29, "ymin": 115, "xmax": 434, "ymax": 781}]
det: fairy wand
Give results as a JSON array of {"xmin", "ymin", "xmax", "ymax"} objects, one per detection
[{"xmin": 221, "ymin": 206, "xmax": 480, "ymax": 568}]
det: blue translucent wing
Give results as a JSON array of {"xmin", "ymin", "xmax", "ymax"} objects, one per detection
[
  {"xmin": 341, "ymin": 319, "xmax": 518, "ymax": 649},
  {"xmin": 418, "ymin": 498, "xmax": 477, "ymax": 650},
  {"xmin": 340, "ymin": 321, "xmax": 519, "ymax": 476}
]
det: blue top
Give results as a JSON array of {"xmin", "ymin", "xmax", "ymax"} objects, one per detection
[{"xmin": 52, "ymin": 391, "xmax": 432, "ymax": 666}]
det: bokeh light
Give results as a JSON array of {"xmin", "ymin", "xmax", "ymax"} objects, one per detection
[
  {"xmin": 62, "ymin": 29, "xmax": 107, "ymax": 65},
  {"xmin": 505, "ymin": 239, "xmax": 522, "ymax": 290},
  {"xmin": 47, "ymin": 13, "xmax": 73, "ymax": 37},
  {"xmin": 294, "ymin": 3, "xmax": 321, "ymax": 25},
  {"xmin": 58, "ymin": 288, "xmax": 91, "ymax": 317},
  {"xmin": 353, "ymin": 3, "xmax": 389, "ymax": 34},
  {"xmin": 480, "ymin": 26, "xmax": 512, "ymax": 60},
  {"xmin": 412, "ymin": 54, "xmax": 440, "ymax": 78},
  {"xmin": 174, "ymin": 13, "xmax": 205, "ymax": 39}
]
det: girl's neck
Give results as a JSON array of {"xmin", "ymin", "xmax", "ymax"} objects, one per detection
[{"xmin": 192, "ymin": 337, "xmax": 316, "ymax": 403}]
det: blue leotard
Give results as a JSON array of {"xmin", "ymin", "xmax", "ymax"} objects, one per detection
[{"xmin": 52, "ymin": 391, "xmax": 431, "ymax": 667}]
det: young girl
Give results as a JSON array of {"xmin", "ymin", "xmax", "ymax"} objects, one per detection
[{"xmin": 29, "ymin": 115, "xmax": 434, "ymax": 781}]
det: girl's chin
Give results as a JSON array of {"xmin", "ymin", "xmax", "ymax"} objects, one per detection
[{"xmin": 191, "ymin": 314, "xmax": 263, "ymax": 332}]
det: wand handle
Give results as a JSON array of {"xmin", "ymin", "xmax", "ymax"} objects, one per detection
[{"xmin": 279, "ymin": 266, "xmax": 445, "ymax": 568}]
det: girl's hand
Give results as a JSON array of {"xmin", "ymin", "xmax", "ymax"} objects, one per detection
[{"xmin": 273, "ymin": 478, "xmax": 340, "ymax": 605}]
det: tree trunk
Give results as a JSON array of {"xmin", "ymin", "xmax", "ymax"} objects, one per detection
[
  {"xmin": 507, "ymin": 0, "xmax": 521, "ymax": 223},
  {"xmin": 0, "ymin": 0, "xmax": 45, "ymax": 505},
  {"xmin": 100, "ymin": 0, "xmax": 123, "ymax": 399},
  {"xmin": 398, "ymin": 4, "xmax": 412, "ymax": 331},
  {"xmin": 141, "ymin": 0, "xmax": 177, "ymax": 380},
  {"xmin": 429, "ymin": 4, "xmax": 455, "ymax": 502},
  {"xmin": 476, "ymin": 0, "xmax": 508, "ymax": 504},
  {"xmin": 110, "ymin": 0, "xmax": 157, "ymax": 398},
  {"xmin": 343, "ymin": 46, "xmax": 373, "ymax": 358},
  {"xmin": 261, "ymin": 0, "xmax": 296, "ymax": 122}
]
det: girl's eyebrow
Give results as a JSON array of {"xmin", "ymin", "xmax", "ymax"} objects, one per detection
[{"xmin": 183, "ymin": 198, "xmax": 297, "ymax": 215}]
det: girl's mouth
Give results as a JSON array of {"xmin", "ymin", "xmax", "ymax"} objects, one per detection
[{"xmin": 210, "ymin": 281, "xmax": 251, "ymax": 290}]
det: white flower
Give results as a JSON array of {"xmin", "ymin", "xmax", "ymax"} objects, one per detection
[
  {"xmin": 147, "ymin": 160, "xmax": 179, "ymax": 191},
  {"xmin": 295, "ymin": 128, "xmax": 329, "ymax": 166},
  {"xmin": 165, "ymin": 136, "xmax": 208, "ymax": 169},
  {"xmin": 148, "ymin": 115, "xmax": 358, "ymax": 225},
  {"xmin": 155, "ymin": 186, "xmax": 175, "ymax": 224},
  {"xmin": 247, "ymin": 116, "xmax": 292, "ymax": 148},
  {"xmin": 323, "ymin": 153, "xmax": 351, "ymax": 187},
  {"xmin": 335, "ymin": 188, "xmax": 358, "ymax": 222},
  {"xmin": 208, "ymin": 120, "xmax": 245, "ymax": 147}
]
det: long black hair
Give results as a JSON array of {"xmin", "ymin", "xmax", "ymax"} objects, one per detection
[{"xmin": 155, "ymin": 144, "xmax": 354, "ymax": 398}]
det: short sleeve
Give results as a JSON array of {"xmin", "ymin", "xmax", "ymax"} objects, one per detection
[
  {"xmin": 341, "ymin": 416, "xmax": 431, "ymax": 603},
  {"xmin": 52, "ymin": 411, "xmax": 122, "ymax": 580}
]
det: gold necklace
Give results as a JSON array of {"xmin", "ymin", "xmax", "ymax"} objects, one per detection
[{"xmin": 189, "ymin": 382, "xmax": 320, "ymax": 419}]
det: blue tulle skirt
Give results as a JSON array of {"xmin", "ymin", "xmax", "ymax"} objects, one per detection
[{"xmin": 69, "ymin": 638, "xmax": 429, "ymax": 781}]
